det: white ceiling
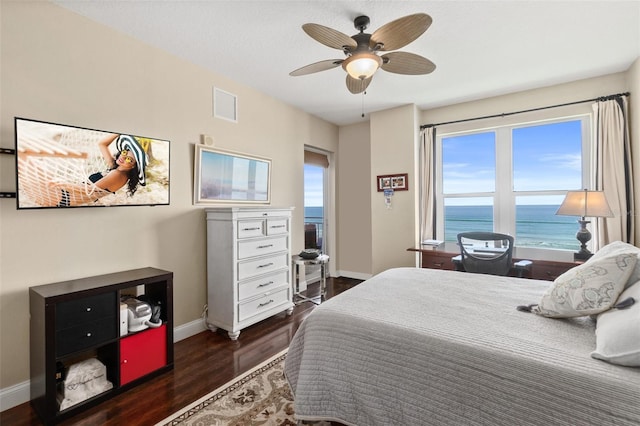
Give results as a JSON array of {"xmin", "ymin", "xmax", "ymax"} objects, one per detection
[{"xmin": 51, "ymin": 0, "xmax": 640, "ymax": 126}]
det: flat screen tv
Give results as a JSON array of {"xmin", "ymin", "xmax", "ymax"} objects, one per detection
[{"xmin": 14, "ymin": 117, "xmax": 170, "ymax": 209}]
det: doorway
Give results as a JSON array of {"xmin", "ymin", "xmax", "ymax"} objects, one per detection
[{"xmin": 304, "ymin": 149, "xmax": 329, "ymax": 284}]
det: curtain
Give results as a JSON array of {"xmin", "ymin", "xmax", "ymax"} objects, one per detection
[
  {"xmin": 592, "ymin": 96, "xmax": 634, "ymax": 247},
  {"xmin": 419, "ymin": 127, "xmax": 436, "ymax": 241}
]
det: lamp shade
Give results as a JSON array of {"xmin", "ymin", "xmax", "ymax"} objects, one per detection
[
  {"xmin": 342, "ymin": 53, "xmax": 382, "ymax": 80},
  {"xmin": 556, "ymin": 189, "xmax": 613, "ymax": 218}
]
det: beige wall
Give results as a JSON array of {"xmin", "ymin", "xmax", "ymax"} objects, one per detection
[
  {"xmin": 421, "ymin": 73, "xmax": 629, "ymax": 127},
  {"xmin": 336, "ymin": 104, "xmax": 420, "ymax": 277},
  {"xmin": 370, "ymin": 105, "xmax": 419, "ymax": 274},
  {"xmin": 0, "ymin": 1, "xmax": 337, "ymax": 391},
  {"xmin": 337, "ymin": 122, "xmax": 372, "ymax": 277}
]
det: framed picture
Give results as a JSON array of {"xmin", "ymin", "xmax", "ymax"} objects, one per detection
[
  {"xmin": 194, "ymin": 145, "xmax": 271, "ymax": 204},
  {"xmin": 376, "ymin": 173, "xmax": 408, "ymax": 192}
]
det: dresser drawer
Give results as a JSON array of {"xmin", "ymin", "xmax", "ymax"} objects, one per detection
[
  {"xmin": 237, "ymin": 220, "xmax": 264, "ymax": 239},
  {"xmin": 56, "ymin": 292, "xmax": 116, "ymax": 331},
  {"xmin": 238, "ymin": 236, "xmax": 288, "ymax": 260},
  {"xmin": 238, "ymin": 252, "xmax": 289, "ymax": 281},
  {"xmin": 238, "ymin": 288, "xmax": 290, "ymax": 322},
  {"xmin": 236, "ymin": 210, "xmax": 288, "ymax": 219},
  {"xmin": 238, "ymin": 270, "xmax": 289, "ymax": 301},
  {"xmin": 531, "ymin": 261, "xmax": 578, "ymax": 281},
  {"xmin": 56, "ymin": 316, "xmax": 117, "ymax": 356},
  {"xmin": 266, "ymin": 219, "xmax": 288, "ymax": 235},
  {"xmin": 421, "ymin": 253, "xmax": 456, "ymax": 270}
]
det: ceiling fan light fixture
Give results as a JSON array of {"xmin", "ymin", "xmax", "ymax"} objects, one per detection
[{"xmin": 342, "ymin": 53, "xmax": 382, "ymax": 80}]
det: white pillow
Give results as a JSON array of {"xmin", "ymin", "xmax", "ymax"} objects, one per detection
[
  {"xmin": 591, "ymin": 281, "xmax": 640, "ymax": 366},
  {"xmin": 534, "ymin": 252, "xmax": 637, "ymax": 318},
  {"xmin": 588, "ymin": 241, "xmax": 640, "ymax": 290}
]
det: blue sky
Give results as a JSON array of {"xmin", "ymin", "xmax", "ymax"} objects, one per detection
[
  {"xmin": 303, "ymin": 121, "xmax": 583, "ymax": 209},
  {"xmin": 304, "ymin": 164, "xmax": 324, "ymax": 207},
  {"xmin": 443, "ymin": 120, "xmax": 583, "ymax": 205}
]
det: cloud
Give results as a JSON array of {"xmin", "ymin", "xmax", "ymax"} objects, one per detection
[{"xmin": 537, "ymin": 153, "xmax": 581, "ymax": 170}]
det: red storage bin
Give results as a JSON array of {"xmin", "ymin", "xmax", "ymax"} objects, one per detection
[{"xmin": 120, "ymin": 324, "xmax": 167, "ymax": 386}]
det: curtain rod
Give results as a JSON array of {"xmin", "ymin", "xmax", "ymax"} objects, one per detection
[{"xmin": 419, "ymin": 91, "xmax": 630, "ymax": 130}]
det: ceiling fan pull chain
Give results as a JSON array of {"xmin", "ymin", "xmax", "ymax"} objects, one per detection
[{"xmin": 361, "ymin": 91, "xmax": 367, "ymax": 118}]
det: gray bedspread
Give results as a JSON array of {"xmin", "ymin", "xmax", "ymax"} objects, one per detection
[{"xmin": 284, "ymin": 267, "xmax": 640, "ymax": 426}]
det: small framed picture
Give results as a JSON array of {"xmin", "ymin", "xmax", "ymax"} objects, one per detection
[{"xmin": 376, "ymin": 173, "xmax": 408, "ymax": 192}]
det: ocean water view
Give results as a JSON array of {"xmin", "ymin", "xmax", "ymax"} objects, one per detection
[
  {"xmin": 304, "ymin": 206, "xmax": 324, "ymax": 222},
  {"xmin": 306, "ymin": 205, "xmax": 579, "ymax": 251},
  {"xmin": 445, "ymin": 205, "xmax": 578, "ymax": 250}
]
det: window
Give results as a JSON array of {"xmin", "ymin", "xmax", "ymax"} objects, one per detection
[{"xmin": 436, "ymin": 115, "xmax": 590, "ymax": 251}]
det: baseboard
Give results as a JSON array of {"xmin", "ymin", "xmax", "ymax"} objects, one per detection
[
  {"xmin": 174, "ymin": 317, "xmax": 208, "ymax": 342},
  {"xmin": 336, "ymin": 270, "xmax": 372, "ymax": 281},
  {"xmin": 0, "ymin": 318, "xmax": 207, "ymax": 412},
  {"xmin": 0, "ymin": 380, "xmax": 30, "ymax": 412}
]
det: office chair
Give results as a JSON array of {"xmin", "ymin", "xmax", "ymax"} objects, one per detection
[{"xmin": 455, "ymin": 232, "xmax": 524, "ymax": 276}]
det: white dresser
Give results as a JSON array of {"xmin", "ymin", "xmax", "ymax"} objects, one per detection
[{"xmin": 205, "ymin": 207, "xmax": 294, "ymax": 340}]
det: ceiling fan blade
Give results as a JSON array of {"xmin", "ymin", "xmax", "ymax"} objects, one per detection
[
  {"xmin": 303, "ymin": 23, "xmax": 357, "ymax": 50},
  {"xmin": 370, "ymin": 13, "xmax": 432, "ymax": 51},
  {"xmin": 380, "ymin": 52, "xmax": 436, "ymax": 75},
  {"xmin": 290, "ymin": 59, "xmax": 343, "ymax": 76},
  {"xmin": 346, "ymin": 75, "xmax": 372, "ymax": 94}
]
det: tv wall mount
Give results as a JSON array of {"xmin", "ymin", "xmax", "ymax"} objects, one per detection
[{"xmin": 1, "ymin": 148, "xmax": 17, "ymax": 198}]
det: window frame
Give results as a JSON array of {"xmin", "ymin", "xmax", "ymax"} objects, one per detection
[{"xmin": 434, "ymin": 112, "xmax": 592, "ymax": 254}]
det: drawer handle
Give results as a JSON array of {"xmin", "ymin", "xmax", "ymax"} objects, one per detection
[
  {"xmin": 257, "ymin": 244, "xmax": 274, "ymax": 249},
  {"xmin": 257, "ymin": 262, "xmax": 274, "ymax": 269},
  {"xmin": 263, "ymin": 213, "xmax": 268, "ymax": 216},
  {"xmin": 434, "ymin": 262, "xmax": 444, "ymax": 267},
  {"xmin": 270, "ymin": 225, "xmax": 286, "ymax": 229},
  {"xmin": 258, "ymin": 281, "xmax": 274, "ymax": 287},
  {"xmin": 243, "ymin": 227, "xmax": 261, "ymax": 231},
  {"xmin": 258, "ymin": 299, "xmax": 274, "ymax": 308}
]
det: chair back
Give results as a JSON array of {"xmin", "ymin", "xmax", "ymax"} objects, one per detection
[{"xmin": 457, "ymin": 232, "xmax": 514, "ymax": 276}]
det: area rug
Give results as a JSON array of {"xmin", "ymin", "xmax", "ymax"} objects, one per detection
[{"xmin": 155, "ymin": 349, "xmax": 298, "ymax": 425}]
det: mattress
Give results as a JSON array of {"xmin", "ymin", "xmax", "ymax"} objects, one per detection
[{"xmin": 284, "ymin": 267, "xmax": 640, "ymax": 425}]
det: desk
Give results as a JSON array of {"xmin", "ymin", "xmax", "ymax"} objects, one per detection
[
  {"xmin": 408, "ymin": 243, "xmax": 580, "ymax": 281},
  {"xmin": 292, "ymin": 254, "xmax": 329, "ymax": 305}
]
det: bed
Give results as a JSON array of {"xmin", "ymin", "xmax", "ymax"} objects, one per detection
[{"xmin": 284, "ymin": 267, "xmax": 640, "ymax": 426}]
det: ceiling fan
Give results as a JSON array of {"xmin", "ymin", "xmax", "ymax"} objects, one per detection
[{"xmin": 290, "ymin": 13, "xmax": 436, "ymax": 94}]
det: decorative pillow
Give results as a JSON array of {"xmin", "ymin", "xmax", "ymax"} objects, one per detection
[
  {"xmin": 534, "ymin": 252, "xmax": 637, "ymax": 318},
  {"xmin": 591, "ymin": 280, "xmax": 640, "ymax": 366},
  {"xmin": 588, "ymin": 241, "xmax": 640, "ymax": 290}
]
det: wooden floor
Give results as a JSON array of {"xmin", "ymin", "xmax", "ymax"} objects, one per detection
[{"xmin": 1, "ymin": 277, "xmax": 362, "ymax": 426}]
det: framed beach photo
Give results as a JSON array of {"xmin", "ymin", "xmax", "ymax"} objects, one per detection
[
  {"xmin": 194, "ymin": 145, "xmax": 271, "ymax": 204},
  {"xmin": 377, "ymin": 173, "xmax": 408, "ymax": 192}
]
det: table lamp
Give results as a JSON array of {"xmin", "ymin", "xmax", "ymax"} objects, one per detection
[{"xmin": 556, "ymin": 189, "xmax": 613, "ymax": 261}]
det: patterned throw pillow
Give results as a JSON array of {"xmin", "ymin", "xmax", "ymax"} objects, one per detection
[
  {"xmin": 534, "ymin": 253, "xmax": 637, "ymax": 318},
  {"xmin": 587, "ymin": 241, "xmax": 640, "ymax": 290},
  {"xmin": 591, "ymin": 281, "xmax": 640, "ymax": 366}
]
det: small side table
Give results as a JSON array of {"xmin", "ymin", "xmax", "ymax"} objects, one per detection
[{"xmin": 292, "ymin": 254, "xmax": 329, "ymax": 305}]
